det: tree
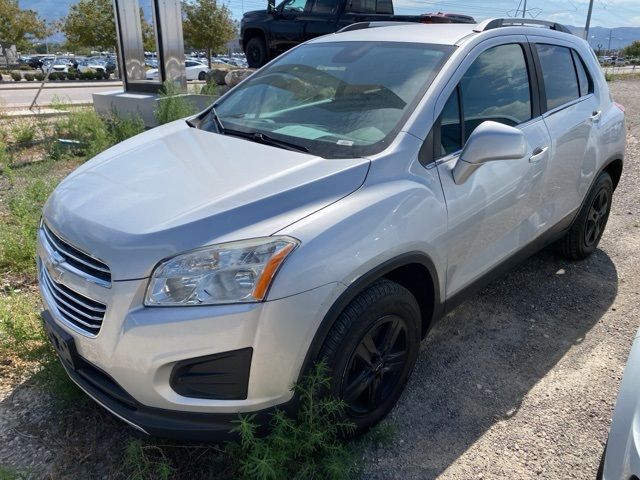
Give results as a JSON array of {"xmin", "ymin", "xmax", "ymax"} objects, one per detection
[
  {"xmin": 182, "ymin": 0, "xmax": 236, "ymax": 68},
  {"xmin": 62, "ymin": 0, "xmax": 155, "ymax": 53},
  {"xmin": 61, "ymin": 0, "xmax": 117, "ymax": 52},
  {"xmin": 0, "ymin": 0, "xmax": 47, "ymax": 65},
  {"xmin": 623, "ymin": 41, "xmax": 640, "ymax": 59}
]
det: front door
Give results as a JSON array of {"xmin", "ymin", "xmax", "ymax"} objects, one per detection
[{"xmin": 432, "ymin": 41, "xmax": 552, "ymax": 298}]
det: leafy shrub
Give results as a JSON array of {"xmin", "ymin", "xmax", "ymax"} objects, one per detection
[
  {"xmin": 199, "ymin": 81, "xmax": 218, "ymax": 97},
  {"xmin": 11, "ymin": 121, "xmax": 35, "ymax": 144},
  {"xmin": 67, "ymin": 70, "xmax": 77, "ymax": 80},
  {"xmin": 105, "ymin": 114, "xmax": 145, "ymax": 144},
  {"xmin": 52, "ymin": 108, "xmax": 145, "ymax": 159},
  {"xmin": 94, "ymin": 69, "xmax": 104, "ymax": 80},
  {"xmin": 18, "ymin": 64, "xmax": 32, "ymax": 71},
  {"xmin": 10, "ymin": 72, "xmax": 21, "ymax": 81},
  {"xmin": 48, "ymin": 72, "xmax": 60, "ymax": 81},
  {"xmin": 227, "ymin": 361, "xmax": 357, "ymax": 480},
  {"xmin": 23, "ymin": 73, "xmax": 34, "ymax": 81},
  {"xmin": 82, "ymin": 70, "xmax": 95, "ymax": 80},
  {"xmin": 34, "ymin": 72, "xmax": 45, "ymax": 81},
  {"xmin": 0, "ymin": 178, "xmax": 55, "ymax": 275},
  {"xmin": 53, "ymin": 109, "xmax": 111, "ymax": 158},
  {"xmin": 155, "ymin": 81, "xmax": 198, "ymax": 125}
]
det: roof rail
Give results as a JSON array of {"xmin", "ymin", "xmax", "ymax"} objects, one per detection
[
  {"xmin": 473, "ymin": 18, "xmax": 572, "ymax": 35},
  {"xmin": 337, "ymin": 21, "xmax": 414, "ymax": 33}
]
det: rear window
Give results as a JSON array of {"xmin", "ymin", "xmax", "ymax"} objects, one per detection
[{"xmin": 536, "ymin": 44, "xmax": 580, "ymax": 110}]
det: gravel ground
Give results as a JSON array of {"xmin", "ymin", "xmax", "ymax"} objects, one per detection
[
  {"xmin": 0, "ymin": 80, "xmax": 638, "ymax": 479},
  {"xmin": 363, "ymin": 79, "xmax": 640, "ymax": 479}
]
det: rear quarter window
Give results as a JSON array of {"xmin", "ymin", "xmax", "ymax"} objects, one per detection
[{"xmin": 536, "ymin": 44, "xmax": 580, "ymax": 110}]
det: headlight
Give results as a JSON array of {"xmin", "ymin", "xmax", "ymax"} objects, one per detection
[{"xmin": 145, "ymin": 236, "xmax": 298, "ymax": 306}]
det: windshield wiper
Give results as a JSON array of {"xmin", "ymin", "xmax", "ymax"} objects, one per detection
[
  {"xmin": 209, "ymin": 106, "xmax": 226, "ymax": 134},
  {"xmin": 224, "ymin": 128, "xmax": 309, "ymax": 153}
]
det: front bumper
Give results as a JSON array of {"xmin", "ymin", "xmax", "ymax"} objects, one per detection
[
  {"xmin": 43, "ymin": 310, "xmax": 294, "ymax": 441},
  {"xmin": 37, "ymin": 233, "xmax": 344, "ymax": 438}
]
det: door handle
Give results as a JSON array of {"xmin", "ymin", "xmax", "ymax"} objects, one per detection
[
  {"xmin": 590, "ymin": 110, "xmax": 602, "ymax": 122},
  {"xmin": 529, "ymin": 146, "xmax": 548, "ymax": 163}
]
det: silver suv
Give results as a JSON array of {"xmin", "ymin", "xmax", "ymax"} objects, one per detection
[{"xmin": 38, "ymin": 19, "xmax": 626, "ymax": 440}]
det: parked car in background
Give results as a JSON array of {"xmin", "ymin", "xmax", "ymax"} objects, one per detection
[
  {"xmin": 44, "ymin": 59, "xmax": 71, "ymax": 74},
  {"xmin": 39, "ymin": 18, "xmax": 625, "ymax": 441},
  {"xmin": 240, "ymin": 0, "xmax": 474, "ymax": 67},
  {"xmin": 599, "ymin": 325, "xmax": 640, "ymax": 479},
  {"xmin": 146, "ymin": 59, "xmax": 210, "ymax": 81},
  {"xmin": 77, "ymin": 58, "xmax": 107, "ymax": 74}
]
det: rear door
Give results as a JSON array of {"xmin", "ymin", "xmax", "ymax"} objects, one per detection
[
  {"xmin": 298, "ymin": 0, "xmax": 340, "ymax": 39},
  {"xmin": 528, "ymin": 38, "xmax": 601, "ymax": 226},
  {"xmin": 431, "ymin": 38, "xmax": 552, "ymax": 298},
  {"xmin": 270, "ymin": 0, "xmax": 309, "ymax": 53}
]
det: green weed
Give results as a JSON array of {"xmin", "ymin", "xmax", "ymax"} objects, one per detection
[
  {"xmin": 228, "ymin": 361, "xmax": 357, "ymax": 480},
  {"xmin": 155, "ymin": 81, "xmax": 198, "ymax": 125},
  {"xmin": 0, "ymin": 291, "xmax": 84, "ymax": 407},
  {"xmin": 10, "ymin": 121, "xmax": 35, "ymax": 145},
  {"xmin": 0, "ymin": 465, "xmax": 29, "ymax": 480},
  {"xmin": 0, "ymin": 179, "xmax": 56, "ymax": 276},
  {"xmin": 124, "ymin": 440, "xmax": 173, "ymax": 480}
]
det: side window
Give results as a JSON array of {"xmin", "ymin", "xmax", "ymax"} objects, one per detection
[
  {"xmin": 437, "ymin": 88, "xmax": 462, "ymax": 157},
  {"xmin": 344, "ymin": 0, "xmax": 375, "ymax": 14},
  {"xmin": 571, "ymin": 50, "xmax": 593, "ymax": 97},
  {"xmin": 432, "ymin": 43, "xmax": 531, "ymax": 161},
  {"xmin": 459, "ymin": 43, "xmax": 532, "ymax": 136},
  {"xmin": 281, "ymin": 0, "xmax": 307, "ymax": 15},
  {"xmin": 536, "ymin": 44, "xmax": 580, "ymax": 110},
  {"xmin": 311, "ymin": 0, "xmax": 337, "ymax": 14}
]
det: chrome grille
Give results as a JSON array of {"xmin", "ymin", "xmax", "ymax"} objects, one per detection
[
  {"xmin": 42, "ymin": 224, "xmax": 111, "ymax": 285},
  {"xmin": 40, "ymin": 264, "xmax": 106, "ymax": 336}
]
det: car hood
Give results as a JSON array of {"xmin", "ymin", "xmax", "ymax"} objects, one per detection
[{"xmin": 44, "ymin": 121, "xmax": 370, "ymax": 281}]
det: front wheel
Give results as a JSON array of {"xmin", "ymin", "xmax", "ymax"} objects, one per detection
[
  {"xmin": 245, "ymin": 36, "xmax": 268, "ymax": 69},
  {"xmin": 319, "ymin": 279, "xmax": 421, "ymax": 435},
  {"xmin": 556, "ymin": 171, "xmax": 613, "ymax": 260},
  {"xmin": 198, "ymin": 71, "xmax": 206, "ymax": 81}
]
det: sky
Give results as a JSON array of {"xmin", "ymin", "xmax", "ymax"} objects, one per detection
[{"xmin": 20, "ymin": 0, "xmax": 640, "ymax": 28}]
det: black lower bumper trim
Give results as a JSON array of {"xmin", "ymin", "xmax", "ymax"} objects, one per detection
[{"xmin": 42, "ymin": 310, "xmax": 293, "ymax": 442}]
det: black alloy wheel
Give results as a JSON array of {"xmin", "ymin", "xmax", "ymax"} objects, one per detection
[
  {"xmin": 342, "ymin": 315, "xmax": 409, "ymax": 417},
  {"xmin": 584, "ymin": 188, "xmax": 610, "ymax": 247},
  {"xmin": 319, "ymin": 279, "xmax": 421, "ymax": 434},
  {"xmin": 556, "ymin": 171, "xmax": 614, "ymax": 260}
]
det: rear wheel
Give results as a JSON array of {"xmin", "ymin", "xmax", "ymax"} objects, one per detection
[
  {"xmin": 198, "ymin": 71, "xmax": 206, "ymax": 81},
  {"xmin": 556, "ymin": 172, "xmax": 613, "ymax": 260},
  {"xmin": 319, "ymin": 279, "xmax": 421, "ymax": 434},
  {"xmin": 245, "ymin": 36, "xmax": 268, "ymax": 68}
]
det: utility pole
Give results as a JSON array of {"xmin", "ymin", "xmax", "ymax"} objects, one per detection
[
  {"xmin": 584, "ymin": 0, "xmax": 594, "ymax": 39},
  {"xmin": 522, "ymin": 0, "xmax": 527, "ymax": 18},
  {"xmin": 608, "ymin": 29, "xmax": 613, "ymax": 51}
]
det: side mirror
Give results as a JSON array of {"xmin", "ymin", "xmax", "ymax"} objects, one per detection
[{"xmin": 452, "ymin": 121, "xmax": 527, "ymax": 185}]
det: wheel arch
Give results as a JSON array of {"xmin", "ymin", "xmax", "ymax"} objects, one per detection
[
  {"xmin": 297, "ymin": 252, "xmax": 443, "ymax": 382},
  {"xmin": 242, "ymin": 28, "xmax": 268, "ymax": 51},
  {"xmin": 603, "ymin": 157, "xmax": 623, "ymax": 190}
]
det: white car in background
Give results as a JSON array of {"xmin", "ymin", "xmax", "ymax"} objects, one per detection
[
  {"xmin": 77, "ymin": 59, "xmax": 107, "ymax": 74},
  {"xmin": 146, "ymin": 59, "xmax": 210, "ymax": 81}
]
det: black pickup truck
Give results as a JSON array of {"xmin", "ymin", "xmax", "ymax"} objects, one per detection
[{"xmin": 240, "ymin": 0, "xmax": 474, "ymax": 68}]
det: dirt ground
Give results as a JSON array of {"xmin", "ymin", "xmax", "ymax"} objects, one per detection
[
  {"xmin": 0, "ymin": 80, "xmax": 638, "ymax": 479},
  {"xmin": 362, "ymin": 79, "xmax": 640, "ymax": 479}
]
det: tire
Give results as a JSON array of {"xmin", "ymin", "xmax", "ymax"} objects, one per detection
[
  {"xmin": 198, "ymin": 71, "xmax": 206, "ymax": 81},
  {"xmin": 556, "ymin": 172, "xmax": 613, "ymax": 260},
  {"xmin": 245, "ymin": 36, "xmax": 268, "ymax": 69},
  {"xmin": 319, "ymin": 279, "xmax": 421, "ymax": 435}
]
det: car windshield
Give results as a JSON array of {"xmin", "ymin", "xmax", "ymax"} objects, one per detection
[{"xmin": 200, "ymin": 41, "xmax": 453, "ymax": 158}]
